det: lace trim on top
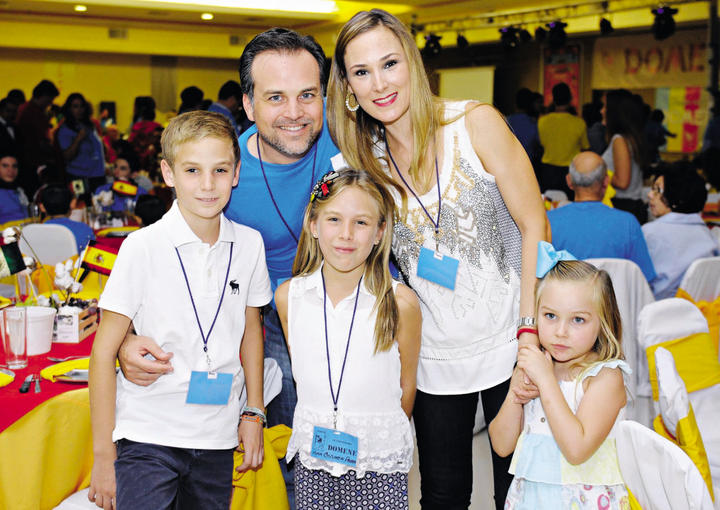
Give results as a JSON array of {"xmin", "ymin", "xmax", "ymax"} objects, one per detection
[{"xmin": 286, "ymin": 405, "xmax": 414, "ymax": 478}]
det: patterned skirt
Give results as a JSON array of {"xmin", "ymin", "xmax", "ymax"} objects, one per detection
[{"xmin": 294, "ymin": 461, "xmax": 409, "ymax": 509}]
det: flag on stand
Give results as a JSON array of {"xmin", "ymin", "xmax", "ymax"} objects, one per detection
[
  {"xmin": 0, "ymin": 242, "xmax": 26, "ymax": 278},
  {"xmin": 80, "ymin": 240, "xmax": 119, "ymax": 277}
]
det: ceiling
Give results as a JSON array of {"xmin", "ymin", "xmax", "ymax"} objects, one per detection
[{"xmin": 0, "ymin": 0, "xmax": 580, "ymax": 32}]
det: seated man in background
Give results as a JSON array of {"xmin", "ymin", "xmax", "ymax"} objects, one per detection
[
  {"xmin": 133, "ymin": 194, "xmax": 166, "ymax": 227},
  {"xmin": 0, "ymin": 152, "xmax": 29, "ymax": 225},
  {"xmin": 92, "ymin": 152, "xmax": 147, "ymax": 212},
  {"xmin": 548, "ymin": 151, "xmax": 656, "ymax": 283},
  {"xmin": 38, "ymin": 183, "xmax": 95, "ymax": 254}
]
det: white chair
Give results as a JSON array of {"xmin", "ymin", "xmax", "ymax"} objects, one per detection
[
  {"xmin": 18, "ymin": 223, "xmax": 78, "ymax": 266},
  {"xmin": 543, "ymin": 189, "xmax": 568, "ymax": 203},
  {"xmin": 679, "ymin": 256, "xmax": 720, "ymax": 303},
  {"xmin": 586, "ymin": 258, "xmax": 655, "ymax": 422},
  {"xmin": 655, "ymin": 347, "xmax": 719, "ymax": 497},
  {"xmin": 616, "ymin": 420, "xmax": 715, "ymax": 510},
  {"xmin": 639, "ymin": 298, "xmax": 720, "ymax": 490}
]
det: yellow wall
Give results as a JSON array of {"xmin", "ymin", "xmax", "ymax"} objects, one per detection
[{"xmin": 0, "ymin": 48, "xmax": 240, "ymax": 133}]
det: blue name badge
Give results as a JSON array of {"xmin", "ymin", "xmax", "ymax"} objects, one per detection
[
  {"xmin": 417, "ymin": 247, "xmax": 459, "ymax": 290},
  {"xmin": 310, "ymin": 426, "xmax": 358, "ymax": 467},
  {"xmin": 186, "ymin": 371, "xmax": 233, "ymax": 405}
]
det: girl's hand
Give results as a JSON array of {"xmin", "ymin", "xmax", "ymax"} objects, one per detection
[
  {"xmin": 88, "ymin": 454, "xmax": 116, "ymax": 509},
  {"xmin": 517, "ymin": 344, "xmax": 554, "ymax": 389},
  {"xmin": 236, "ymin": 419, "xmax": 264, "ymax": 473}
]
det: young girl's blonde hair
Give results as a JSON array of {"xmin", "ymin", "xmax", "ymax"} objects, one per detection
[
  {"xmin": 535, "ymin": 260, "xmax": 624, "ymax": 366},
  {"xmin": 293, "ymin": 168, "xmax": 398, "ymax": 353}
]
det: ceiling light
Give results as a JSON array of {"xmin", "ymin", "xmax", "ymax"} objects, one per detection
[
  {"xmin": 499, "ymin": 26, "xmax": 519, "ymax": 49},
  {"xmin": 652, "ymin": 5, "xmax": 678, "ymax": 40},
  {"xmin": 599, "ymin": 18, "xmax": 614, "ymax": 35},
  {"xmin": 74, "ymin": 4, "xmax": 87, "ymax": 12},
  {"xmin": 143, "ymin": 0, "xmax": 337, "ymax": 14},
  {"xmin": 456, "ymin": 33, "xmax": 469, "ymax": 50},
  {"xmin": 547, "ymin": 20, "xmax": 568, "ymax": 48},
  {"xmin": 423, "ymin": 34, "xmax": 442, "ymax": 57},
  {"xmin": 201, "ymin": 12, "xmax": 214, "ymax": 20}
]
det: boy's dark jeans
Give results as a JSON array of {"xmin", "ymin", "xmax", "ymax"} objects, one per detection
[{"xmin": 115, "ymin": 439, "xmax": 234, "ymax": 509}]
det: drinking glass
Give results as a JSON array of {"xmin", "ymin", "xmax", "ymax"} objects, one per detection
[{"xmin": 1, "ymin": 307, "xmax": 28, "ymax": 369}]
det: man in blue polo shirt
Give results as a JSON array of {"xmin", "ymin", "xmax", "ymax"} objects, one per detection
[
  {"xmin": 118, "ymin": 28, "xmax": 340, "ymax": 509},
  {"xmin": 548, "ymin": 151, "xmax": 656, "ymax": 282}
]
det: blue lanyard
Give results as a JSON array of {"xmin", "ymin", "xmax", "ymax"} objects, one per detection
[
  {"xmin": 256, "ymin": 133, "xmax": 318, "ymax": 244},
  {"xmin": 175, "ymin": 242, "xmax": 233, "ymax": 372},
  {"xmin": 322, "ymin": 270, "xmax": 362, "ymax": 430},
  {"xmin": 384, "ymin": 132, "xmax": 441, "ymax": 249}
]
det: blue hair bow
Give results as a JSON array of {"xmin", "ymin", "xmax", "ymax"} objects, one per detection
[{"xmin": 536, "ymin": 241, "xmax": 577, "ymax": 278}]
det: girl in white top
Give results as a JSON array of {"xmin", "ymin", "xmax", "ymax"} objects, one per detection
[
  {"xmin": 489, "ymin": 246, "xmax": 630, "ymax": 509},
  {"xmin": 275, "ymin": 168, "xmax": 421, "ymax": 510}
]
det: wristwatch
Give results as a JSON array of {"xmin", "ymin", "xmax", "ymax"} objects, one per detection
[{"xmin": 517, "ymin": 316, "xmax": 536, "ymax": 329}]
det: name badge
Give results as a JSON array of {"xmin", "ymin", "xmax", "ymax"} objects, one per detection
[
  {"xmin": 186, "ymin": 371, "xmax": 233, "ymax": 405},
  {"xmin": 417, "ymin": 247, "xmax": 459, "ymax": 290},
  {"xmin": 310, "ymin": 426, "xmax": 358, "ymax": 467}
]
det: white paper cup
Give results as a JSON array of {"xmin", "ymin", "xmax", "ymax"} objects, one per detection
[{"xmin": 26, "ymin": 306, "xmax": 57, "ymax": 356}]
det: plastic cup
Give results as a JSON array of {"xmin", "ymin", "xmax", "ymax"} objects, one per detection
[
  {"xmin": 26, "ymin": 306, "xmax": 57, "ymax": 356},
  {"xmin": 2, "ymin": 307, "xmax": 28, "ymax": 369}
]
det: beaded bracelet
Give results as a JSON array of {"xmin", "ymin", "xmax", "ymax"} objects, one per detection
[
  {"xmin": 517, "ymin": 327, "xmax": 538, "ymax": 337},
  {"xmin": 241, "ymin": 405, "xmax": 267, "ymax": 426}
]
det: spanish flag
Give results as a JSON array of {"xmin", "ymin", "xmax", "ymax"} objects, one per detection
[
  {"xmin": 81, "ymin": 240, "xmax": 119, "ymax": 276},
  {"xmin": 0, "ymin": 242, "xmax": 26, "ymax": 278},
  {"xmin": 112, "ymin": 179, "xmax": 139, "ymax": 197}
]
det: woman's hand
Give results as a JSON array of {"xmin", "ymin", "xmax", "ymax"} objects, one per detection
[{"xmin": 236, "ymin": 419, "xmax": 264, "ymax": 473}]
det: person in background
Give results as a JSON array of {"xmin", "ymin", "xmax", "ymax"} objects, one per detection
[
  {"xmin": 601, "ymin": 89, "xmax": 648, "ymax": 224},
  {"xmin": 643, "ymin": 162, "xmax": 718, "ymax": 299},
  {"xmin": 0, "ymin": 98, "xmax": 19, "ymax": 158},
  {"xmin": 92, "ymin": 152, "xmax": 148, "ymax": 212},
  {"xmin": 178, "ymin": 86, "xmax": 205, "ymax": 115},
  {"xmin": 38, "ymin": 183, "xmax": 95, "ymax": 253},
  {"xmin": 582, "ymin": 101, "xmax": 606, "ymax": 155},
  {"xmin": 538, "ymin": 83, "xmax": 589, "ymax": 200},
  {"xmin": 16, "ymin": 79, "xmax": 60, "ymax": 197},
  {"xmin": 0, "ymin": 152, "xmax": 29, "ymax": 224},
  {"xmin": 56, "ymin": 93, "xmax": 106, "ymax": 197},
  {"xmin": 548, "ymin": 151, "xmax": 656, "ymax": 283},
  {"xmin": 645, "ymin": 109, "xmax": 676, "ymax": 165},
  {"xmin": 133, "ymin": 194, "xmax": 166, "ymax": 227},
  {"xmin": 208, "ymin": 80, "xmax": 243, "ymax": 136},
  {"xmin": 507, "ymin": 88, "xmax": 542, "ymax": 171},
  {"xmin": 6, "ymin": 89, "xmax": 26, "ymax": 106}
]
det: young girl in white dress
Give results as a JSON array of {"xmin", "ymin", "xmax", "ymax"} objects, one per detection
[
  {"xmin": 275, "ymin": 168, "xmax": 421, "ymax": 510},
  {"xmin": 489, "ymin": 243, "xmax": 631, "ymax": 510}
]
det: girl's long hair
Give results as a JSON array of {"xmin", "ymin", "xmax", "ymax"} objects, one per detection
[
  {"xmin": 535, "ymin": 260, "xmax": 624, "ymax": 371},
  {"xmin": 61, "ymin": 92, "xmax": 92, "ymax": 131},
  {"xmin": 605, "ymin": 89, "xmax": 647, "ymax": 170},
  {"xmin": 293, "ymin": 168, "xmax": 399, "ymax": 353},
  {"xmin": 327, "ymin": 9, "xmax": 442, "ymax": 216}
]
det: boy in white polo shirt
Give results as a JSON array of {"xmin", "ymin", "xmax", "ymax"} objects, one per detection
[{"xmin": 88, "ymin": 110, "xmax": 272, "ymax": 509}]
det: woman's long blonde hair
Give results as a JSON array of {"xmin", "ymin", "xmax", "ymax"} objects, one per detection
[
  {"xmin": 327, "ymin": 9, "xmax": 442, "ymax": 213},
  {"xmin": 535, "ymin": 260, "xmax": 624, "ymax": 369},
  {"xmin": 293, "ymin": 168, "xmax": 399, "ymax": 353}
]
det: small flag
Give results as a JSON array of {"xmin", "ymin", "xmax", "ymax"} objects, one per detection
[
  {"xmin": 0, "ymin": 242, "xmax": 26, "ymax": 278},
  {"xmin": 112, "ymin": 180, "xmax": 139, "ymax": 197},
  {"xmin": 81, "ymin": 240, "xmax": 119, "ymax": 276}
]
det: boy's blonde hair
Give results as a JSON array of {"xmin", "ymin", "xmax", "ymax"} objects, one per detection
[
  {"xmin": 160, "ymin": 111, "xmax": 240, "ymax": 169},
  {"xmin": 535, "ymin": 260, "xmax": 624, "ymax": 367},
  {"xmin": 293, "ymin": 168, "xmax": 398, "ymax": 353}
]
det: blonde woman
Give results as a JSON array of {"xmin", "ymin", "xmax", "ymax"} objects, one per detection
[{"xmin": 327, "ymin": 9, "xmax": 548, "ymax": 510}]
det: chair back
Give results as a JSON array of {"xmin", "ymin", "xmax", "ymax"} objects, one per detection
[
  {"xmin": 616, "ymin": 420, "xmax": 714, "ymax": 510},
  {"xmin": 586, "ymin": 258, "xmax": 654, "ymax": 398},
  {"xmin": 679, "ymin": 257, "xmax": 720, "ymax": 303},
  {"xmin": 543, "ymin": 189, "xmax": 568, "ymax": 203},
  {"xmin": 18, "ymin": 224, "xmax": 78, "ymax": 266}
]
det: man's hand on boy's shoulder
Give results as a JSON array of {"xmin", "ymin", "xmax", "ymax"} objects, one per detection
[{"xmin": 117, "ymin": 333, "xmax": 173, "ymax": 386}]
